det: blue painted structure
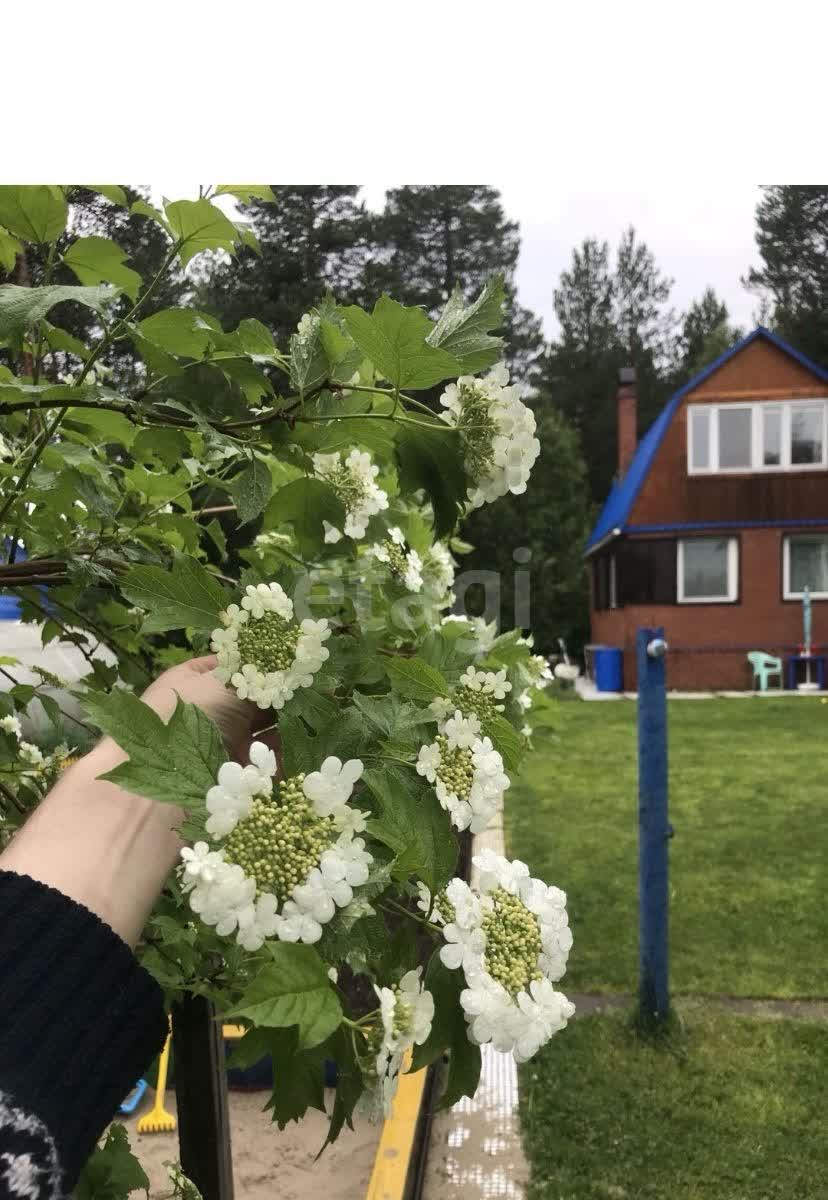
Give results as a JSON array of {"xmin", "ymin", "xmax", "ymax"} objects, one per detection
[
  {"xmin": 636, "ymin": 627, "xmax": 670, "ymax": 1021},
  {"xmin": 586, "ymin": 327, "xmax": 828, "ymax": 554},
  {"xmin": 593, "ymin": 645, "xmax": 623, "ymax": 692}
]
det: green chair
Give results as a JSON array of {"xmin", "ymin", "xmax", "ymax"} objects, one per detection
[{"xmin": 747, "ymin": 651, "xmax": 783, "ymax": 692}]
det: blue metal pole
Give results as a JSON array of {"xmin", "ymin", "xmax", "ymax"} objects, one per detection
[{"xmin": 637, "ymin": 627, "xmax": 670, "ymax": 1022}]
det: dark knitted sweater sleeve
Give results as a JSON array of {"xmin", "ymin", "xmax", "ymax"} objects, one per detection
[{"xmin": 0, "ymin": 869, "xmax": 167, "ymax": 1199}]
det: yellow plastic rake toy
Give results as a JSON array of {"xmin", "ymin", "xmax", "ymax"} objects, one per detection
[{"xmin": 137, "ymin": 1020, "xmax": 176, "ymax": 1134}]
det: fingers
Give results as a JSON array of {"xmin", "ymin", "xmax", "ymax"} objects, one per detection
[{"xmin": 188, "ymin": 654, "xmax": 218, "ymax": 674}]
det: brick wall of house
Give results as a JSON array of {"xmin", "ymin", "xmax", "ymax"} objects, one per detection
[{"xmin": 590, "ymin": 526, "xmax": 828, "ymax": 690}]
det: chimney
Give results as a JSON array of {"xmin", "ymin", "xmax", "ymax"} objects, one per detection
[{"xmin": 617, "ymin": 366, "xmax": 637, "ymax": 479}]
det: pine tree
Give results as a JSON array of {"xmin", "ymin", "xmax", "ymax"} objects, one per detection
[
  {"xmin": 745, "ymin": 186, "xmax": 828, "ymax": 365},
  {"xmin": 537, "ymin": 229, "xmax": 675, "ymax": 504},
  {"xmin": 670, "ymin": 287, "xmax": 742, "ymax": 385},
  {"xmin": 365, "ymin": 186, "xmax": 545, "ymax": 386}
]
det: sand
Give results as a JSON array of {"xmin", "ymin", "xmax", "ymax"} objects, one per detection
[{"xmin": 123, "ymin": 1089, "xmax": 380, "ymax": 1200}]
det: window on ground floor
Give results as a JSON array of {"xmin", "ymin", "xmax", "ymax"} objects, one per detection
[
  {"xmin": 616, "ymin": 539, "xmax": 677, "ymax": 606},
  {"xmin": 677, "ymin": 537, "xmax": 739, "ymax": 603},
  {"xmin": 592, "ymin": 551, "xmax": 617, "ymax": 611},
  {"xmin": 783, "ymin": 534, "xmax": 828, "ymax": 599}
]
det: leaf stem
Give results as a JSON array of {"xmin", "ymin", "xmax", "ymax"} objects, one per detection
[
  {"xmin": 76, "ymin": 241, "xmax": 183, "ymax": 388},
  {"xmin": 32, "ymin": 241, "xmax": 59, "ymax": 386},
  {"xmin": 379, "ymin": 898, "xmax": 442, "ymax": 934},
  {"xmin": 0, "ymin": 663, "xmax": 95, "ymax": 733}
]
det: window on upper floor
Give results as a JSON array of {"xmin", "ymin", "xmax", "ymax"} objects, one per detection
[
  {"xmin": 688, "ymin": 400, "xmax": 828, "ymax": 474},
  {"xmin": 783, "ymin": 534, "xmax": 828, "ymax": 599}
]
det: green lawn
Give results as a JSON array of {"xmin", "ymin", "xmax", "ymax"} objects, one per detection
[
  {"xmin": 507, "ymin": 698, "xmax": 827, "ymax": 998},
  {"xmin": 519, "ymin": 1010, "xmax": 827, "ymax": 1200}
]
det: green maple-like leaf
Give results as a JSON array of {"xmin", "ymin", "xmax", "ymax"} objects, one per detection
[
  {"xmin": 230, "ymin": 943, "xmax": 342, "ymax": 1048},
  {"xmin": 267, "ymin": 477, "xmax": 345, "ymax": 557},
  {"xmin": 63, "ymin": 235, "xmax": 142, "ymax": 301},
  {"xmin": 86, "ymin": 185, "xmax": 128, "ymax": 207},
  {"xmin": 165, "ymin": 197, "xmax": 240, "ymax": 266},
  {"xmin": 0, "ymin": 283, "xmax": 116, "ymax": 344},
  {"xmin": 363, "ymin": 765, "xmax": 457, "ymax": 893},
  {"xmin": 75, "ymin": 1123, "xmax": 149, "ymax": 1200},
  {"xmin": 119, "ymin": 553, "xmax": 229, "ymax": 633},
  {"xmin": 81, "ymin": 689, "xmax": 226, "ymax": 814},
  {"xmin": 427, "ymin": 275, "xmax": 506, "ymax": 374},
  {"xmin": 228, "ymin": 457, "xmax": 273, "ymax": 525},
  {"xmin": 394, "ymin": 419, "xmax": 468, "ymax": 537},
  {"xmin": 384, "ymin": 655, "xmax": 450, "ymax": 702},
  {"xmin": 289, "ymin": 316, "xmax": 329, "ymax": 396},
  {"xmin": 215, "ymin": 185, "xmax": 276, "ymax": 204},
  {"xmin": 0, "ymin": 185, "xmax": 67, "ymax": 243},
  {"xmin": 342, "ymin": 296, "xmax": 461, "ymax": 391},
  {"xmin": 0, "ymin": 225, "xmax": 22, "ymax": 273}
]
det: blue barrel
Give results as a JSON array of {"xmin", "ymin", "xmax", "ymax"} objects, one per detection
[
  {"xmin": 594, "ymin": 645, "xmax": 623, "ymax": 692},
  {"xmin": 0, "ymin": 541, "xmax": 23, "ymax": 620}
]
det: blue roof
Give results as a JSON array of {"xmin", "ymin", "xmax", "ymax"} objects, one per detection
[{"xmin": 584, "ymin": 326, "xmax": 828, "ymax": 553}]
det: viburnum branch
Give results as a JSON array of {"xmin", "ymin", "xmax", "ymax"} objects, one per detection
[
  {"xmin": 76, "ymin": 241, "xmax": 184, "ymax": 387},
  {"xmin": 31, "ymin": 240, "xmax": 59, "ymax": 386}
]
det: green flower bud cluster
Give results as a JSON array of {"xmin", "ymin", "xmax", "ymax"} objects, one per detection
[
  {"xmin": 482, "ymin": 887, "xmax": 543, "ymax": 996},
  {"xmin": 382, "ymin": 539, "xmax": 409, "ymax": 582},
  {"xmin": 328, "ymin": 463, "xmax": 368, "ymax": 511},
  {"xmin": 223, "ymin": 773, "xmax": 335, "ymax": 901},
  {"xmin": 456, "ymin": 382, "xmax": 498, "ymax": 483},
  {"xmin": 392, "ymin": 994, "xmax": 413, "ymax": 1038},
  {"xmin": 236, "ymin": 611, "xmax": 300, "ymax": 674},
  {"xmin": 433, "ymin": 890, "xmax": 456, "ymax": 925},
  {"xmin": 454, "ymin": 684, "xmax": 498, "ymax": 724},
  {"xmin": 435, "ymin": 736, "xmax": 475, "ymax": 801}
]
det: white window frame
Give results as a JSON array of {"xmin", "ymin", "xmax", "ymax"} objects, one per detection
[
  {"xmin": 677, "ymin": 537, "xmax": 739, "ymax": 604},
  {"xmin": 782, "ymin": 534, "xmax": 828, "ymax": 600},
  {"xmin": 687, "ymin": 399, "xmax": 828, "ymax": 475}
]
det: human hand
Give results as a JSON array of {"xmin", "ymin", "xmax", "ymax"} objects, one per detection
[{"xmin": 140, "ymin": 654, "xmax": 265, "ymax": 763}]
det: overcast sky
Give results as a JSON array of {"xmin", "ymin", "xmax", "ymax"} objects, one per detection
[{"xmin": 361, "ymin": 183, "xmax": 764, "ymax": 339}]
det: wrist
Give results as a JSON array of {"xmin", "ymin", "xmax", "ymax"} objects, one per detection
[{"xmin": 0, "ymin": 738, "xmax": 184, "ymax": 947}]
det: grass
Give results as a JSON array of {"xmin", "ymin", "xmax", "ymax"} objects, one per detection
[
  {"xmin": 519, "ymin": 1009, "xmax": 828, "ymax": 1200},
  {"xmin": 507, "ymin": 698, "xmax": 827, "ymax": 998}
]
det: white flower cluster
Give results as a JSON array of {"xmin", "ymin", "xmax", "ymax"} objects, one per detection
[
  {"xmin": 369, "ymin": 527, "xmax": 424, "ymax": 593},
  {"xmin": 515, "ymin": 653, "xmax": 554, "ymax": 736},
  {"xmin": 312, "ymin": 448, "xmax": 389, "ymax": 543},
  {"xmin": 430, "ymin": 666, "xmax": 512, "ymax": 730},
  {"xmin": 439, "ymin": 363, "xmax": 540, "ymax": 509},
  {"xmin": 416, "ymin": 710, "xmax": 509, "ymax": 833},
  {"xmin": 211, "ymin": 582, "xmax": 330, "ymax": 710},
  {"xmin": 461, "ymin": 665, "xmax": 511, "ymax": 701},
  {"xmin": 372, "ymin": 968, "xmax": 434, "ymax": 1114},
  {"xmin": 0, "ymin": 715, "xmax": 69, "ymax": 783},
  {"xmin": 422, "ymin": 542, "xmax": 456, "ymax": 603},
  {"xmin": 437, "ymin": 851, "xmax": 574, "ymax": 1062},
  {"xmin": 180, "ymin": 746, "xmax": 372, "ymax": 951}
]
